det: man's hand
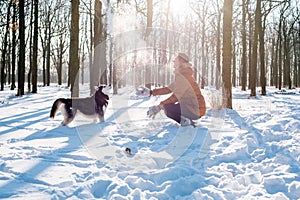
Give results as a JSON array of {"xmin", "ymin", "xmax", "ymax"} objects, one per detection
[{"xmin": 147, "ymin": 105, "xmax": 161, "ymax": 119}]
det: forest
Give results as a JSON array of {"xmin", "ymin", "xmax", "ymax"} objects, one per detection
[{"xmin": 0, "ymin": 0, "xmax": 299, "ymax": 108}]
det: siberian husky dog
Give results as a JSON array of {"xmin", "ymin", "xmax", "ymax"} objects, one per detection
[{"xmin": 50, "ymin": 85, "xmax": 109, "ymax": 126}]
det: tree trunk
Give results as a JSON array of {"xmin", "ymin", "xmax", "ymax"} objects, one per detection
[
  {"xmin": 274, "ymin": 29, "xmax": 280, "ymax": 88},
  {"xmin": 222, "ymin": 0, "xmax": 233, "ymax": 109},
  {"xmin": 295, "ymin": 23, "xmax": 300, "ymax": 87},
  {"xmin": 91, "ymin": 0, "xmax": 103, "ymax": 94},
  {"xmin": 248, "ymin": 11, "xmax": 253, "ymax": 90},
  {"xmin": 270, "ymin": 38, "xmax": 275, "ymax": 86},
  {"xmin": 109, "ymin": 40, "xmax": 113, "ymax": 86},
  {"xmin": 81, "ymin": 43, "xmax": 85, "ymax": 85},
  {"xmin": 46, "ymin": 23, "xmax": 51, "ymax": 86},
  {"xmin": 241, "ymin": 0, "xmax": 247, "ymax": 91},
  {"xmin": 17, "ymin": 0, "xmax": 26, "ymax": 96},
  {"xmin": 88, "ymin": 0, "xmax": 94, "ymax": 94},
  {"xmin": 41, "ymin": 30, "xmax": 47, "ymax": 86},
  {"xmin": 57, "ymin": 38, "xmax": 64, "ymax": 85},
  {"xmin": 32, "ymin": 0, "xmax": 39, "ymax": 93},
  {"xmin": 292, "ymin": 35, "xmax": 296, "ymax": 86},
  {"xmin": 7, "ymin": 43, "xmax": 11, "ymax": 85},
  {"xmin": 113, "ymin": 63, "xmax": 118, "ymax": 94},
  {"xmin": 194, "ymin": 30, "xmax": 198, "ymax": 82},
  {"xmin": 201, "ymin": 18, "xmax": 206, "ymax": 89},
  {"xmin": 298, "ymin": 22, "xmax": 300, "ymax": 87},
  {"xmin": 1, "ymin": 1, "xmax": 12, "ymax": 91},
  {"xmin": 10, "ymin": 2, "xmax": 17, "ymax": 90},
  {"xmin": 277, "ymin": 4, "xmax": 289, "ymax": 90},
  {"xmin": 232, "ymin": 29, "xmax": 236, "ymax": 87},
  {"xmin": 146, "ymin": 0, "xmax": 153, "ymax": 37},
  {"xmin": 145, "ymin": 0, "xmax": 153, "ymax": 89},
  {"xmin": 69, "ymin": 0, "xmax": 80, "ymax": 97},
  {"xmin": 28, "ymin": 0, "xmax": 34, "ymax": 92},
  {"xmin": 258, "ymin": 0, "xmax": 266, "ymax": 95},
  {"xmin": 284, "ymin": 36, "xmax": 291, "ymax": 89},
  {"xmin": 278, "ymin": 31, "xmax": 283, "ymax": 90},
  {"xmin": 250, "ymin": 0, "xmax": 261, "ymax": 97},
  {"xmin": 216, "ymin": 11, "xmax": 221, "ymax": 89}
]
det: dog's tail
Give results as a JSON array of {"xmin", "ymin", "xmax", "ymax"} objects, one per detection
[{"xmin": 50, "ymin": 98, "xmax": 66, "ymax": 118}]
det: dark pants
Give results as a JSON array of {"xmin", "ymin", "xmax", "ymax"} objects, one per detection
[{"xmin": 163, "ymin": 103, "xmax": 200, "ymax": 123}]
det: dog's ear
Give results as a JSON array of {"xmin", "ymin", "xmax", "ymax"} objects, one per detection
[
  {"xmin": 95, "ymin": 85, "xmax": 105, "ymax": 91},
  {"xmin": 99, "ymin": 85, "xmax": 104, "ymax": 91},
  {"xmin": 94, "ymin": 86, "xmax": 99, "ymax": 91}
]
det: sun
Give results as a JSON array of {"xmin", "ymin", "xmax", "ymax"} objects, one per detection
[{"xmin": 169, "ymin": 0, "xmax": 190, "ymax": 15}]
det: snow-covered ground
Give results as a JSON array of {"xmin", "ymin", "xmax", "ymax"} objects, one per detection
[{"xmin": 0, "ymin": 85, "xmax": 299, "ymax": 199}]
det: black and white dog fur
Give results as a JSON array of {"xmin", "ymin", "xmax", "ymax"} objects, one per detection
[{"xmin": 50, "ymin": 85, "xmax": 109, "ymax": 126}]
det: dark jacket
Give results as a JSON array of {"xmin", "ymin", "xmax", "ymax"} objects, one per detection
[{"xmin": 152, "ymin": 64, "xmax": 206, "ymax": 117}]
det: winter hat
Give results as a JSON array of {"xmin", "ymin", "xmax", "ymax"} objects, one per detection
[{"xmin": 178, "ymin": 53, "xmax": 190, "ymax": 63}]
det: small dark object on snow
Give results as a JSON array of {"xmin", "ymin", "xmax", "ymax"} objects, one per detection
[{"xmin": 125, "ymin": 147, "xmax": 131, "ymax": 154}]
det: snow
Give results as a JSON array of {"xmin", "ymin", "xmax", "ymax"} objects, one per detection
[{"xmin": 0, "ymin": 85, "xmax": 300, "ymax": 199}]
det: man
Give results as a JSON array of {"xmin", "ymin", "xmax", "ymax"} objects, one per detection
[{"xmin": 147, "ymin": 53, "xmax": 206, "ymax": 126}]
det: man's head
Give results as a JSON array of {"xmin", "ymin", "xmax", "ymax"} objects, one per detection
[
  {"xmin": 178, "ymin": 53, "xmax": 190, "ymax": 63},
  {"xmin": 174, "ymin": 53, "xmax": 190, "ymax": 68}
]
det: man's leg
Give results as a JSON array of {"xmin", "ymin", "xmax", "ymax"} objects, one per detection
[{"xmin": 163, "ymin": 103, "xmax": 181, "ymax": 123}]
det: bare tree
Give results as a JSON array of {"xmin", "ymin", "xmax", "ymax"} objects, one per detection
[
  {"xmin": 295, "ymin": 21, "xmax": 300, "ymax": 86},
  {"xmin": 249, "ymin": 0, "xmax": 261, "ymax": 97},
  {"xmin": 69, "ymin": 0, "xmax": 80, "ymax": 97},
  {"xmin": 146, "ymin": 0, "xmax": 153, "ymax": 37},
  {"xmin": 259, "ymin": 1, "xmax": 274, "ymax": 95},
  {"xmin": 39, "ymin": 1, "xmax": 66, "ymax": 86},
  {"xmin": 215, "ymin": 2, "xmax": 222, "ymax": 90},
  {"xmin": 145, "ymin": 0, "xmax": 153, "ymax": 89},
  {"xmin": 222, "ymin": 0, "xmax": 233, "ymax": 108},
  {"xmin": 241, "ymin": 0, "xmax": 247, "ymax": 91},
  {"xmin": 46, "ymin": 5, "xmax": 52, "ymax": 86},
  {"xmin": 51, "ymin": 6, "xmax": 69, "ymax": 86},
  {"xmin": 232, "ymin": 28, "xmax": 237, "ymax": 87},
  {"xmin": 191, "ymin": 0, "xmax": 210, "ymax": 89},
  {"xmin": 28, "ymin": 0, "xmax": 34, "ymax": 92},
  {"xmin": 17, "ymin": 0, "xmax": 26, "ymax": 96},
  {"xmin": 91, "ymin": 0, "xmax": 103, "ymax": 94},
  {"xmin": 1, "ymin": 1, "xmax": 12, "ymax": 91},
  {"xmin": 10, "ymin": 1, "xmax": 17, "ymax": 90},
  {"xmin": 32, "ymin": 0, "xmax": 39, "ymax": 93},
  {"xmin": 281, "ymin": 7, "xmax": 298, "ymax": 89}
]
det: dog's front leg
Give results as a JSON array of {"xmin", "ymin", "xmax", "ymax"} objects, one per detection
[
  {"xmin": 96, "ymin": 107, "xmax": 105, "ymax": 123},
  {"xmin": 98, "ymin": 114, "xmax": 104, "ymax": 122}
]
